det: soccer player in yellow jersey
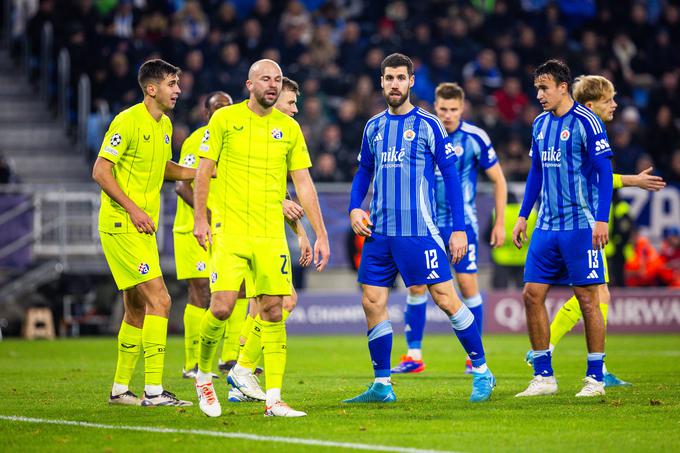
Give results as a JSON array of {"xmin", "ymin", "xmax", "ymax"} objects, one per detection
[
  {"xmin": 173, "ymin": 91, "xmax": 233, "ymax": 379},
  {"xmin": 193, "ymin": 60, "xmax": 330, "ymax": 418},
  {"xmin": 525, "ymin": 75, "xmax": 666, "ymax": 386},
  {"xmin": 93, "ymin": 59, "xmax": 195, "ymax": 407},
  {"xmin": 229, "ymin": 77, "xmax": 312, "ymax": 392}
]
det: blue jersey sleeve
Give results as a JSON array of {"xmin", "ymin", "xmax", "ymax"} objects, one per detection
[
  {"xmin": 428, "ymin": 117, "xmax": 465, "ymax": 231},
  {"xmin": 473, "ymin": 130, "xmax": 498, "ymax": 170},
  {"xmin": 593, "ymin": 157, "xmax": 613, "ymax": 222},
  {"xmin": 348, "ymin": 123, "xmax": 375, "ymax": 212},
  {"xmin": 519, "ymin": 138, "xmax": 542, "ymax": 218}
]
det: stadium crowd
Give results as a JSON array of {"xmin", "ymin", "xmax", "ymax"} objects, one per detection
[{"xmin": 23, "ymin": 0, "xmax": 680, "ymax": 183}]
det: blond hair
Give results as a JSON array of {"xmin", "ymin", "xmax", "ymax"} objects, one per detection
[
  {"xmin": 435, "ymin": 82, "xmax": 465, "ymax": 101},
  {"xmin": 572, "ymin": 75, "xmax": 615, "ymax": 104}
]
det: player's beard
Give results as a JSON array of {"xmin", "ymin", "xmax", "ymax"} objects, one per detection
[
  {"xmin": 383, "ymin": 89, "xmax": 409, "ymax": 108},
  {"xmin": 254, "ymin": 88, "xmax": 279, "ymax": 109}
]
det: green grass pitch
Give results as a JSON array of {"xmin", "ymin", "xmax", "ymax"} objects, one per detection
[{"xmin": 1, "ymin": 334, "xmax": 678, "ymax": 452}]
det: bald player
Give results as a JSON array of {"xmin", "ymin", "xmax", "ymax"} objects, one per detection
[{"xmin": 193, "ymin": 60, "xmax": 330, "ymax": 418}]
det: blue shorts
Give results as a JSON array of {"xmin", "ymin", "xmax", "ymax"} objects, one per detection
[
  {"xmin": 358, "ymin": 232, "xmax": 452, "ymax": 287},
  {"xmin": 439, "ymin": 225, "xmax": 478, "ymax": 274},
  {"xmin": 524, "ymin": 228, "xmax": 606, "ymax": 286}
]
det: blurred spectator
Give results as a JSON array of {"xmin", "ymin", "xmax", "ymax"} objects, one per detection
[
  {"xmin": 493, "ymin": 77, "xmax": 529, "ymax": 124},
  {"xmin": 500, "ymin": 135, "xmax": 531, "ymax": 181},
  {"xmin": 624, "ymin": 231, "xmax": 665, "ymax": 287},
  {"xmin": 112, "ymin": 0, "xmax": 137, "ymax": 39},
  {"xmin": 336, "ymin": 99, "xmax": 364, "ymax": 151},
  {"xmin": 174, "ymin": 0, "xmax": 209, "ymax": 46},
  {"xmin": 668, "ymin": 150, "xmax": 680, "ymax": 184},
  {"xmin": 647, "ymin": 105, "xmax": 680, "ymax": 171},
  {"xmin": 101, "ymin": 52, "xmax": 137, "ymax": 112},
  {"xmin": 299, "ymin": 97, "xmax": 329, "ymax": 153},
  {"xmin": 659, "ymin": 227, "xmax": 680, "ymax": 288},
  {"xmin": 463, "ymin": 49, "xmax": 503, "ymax": 93},
  {"xmin": 311, "ymin": 152, "xmax": 344, "ymax": 183},
  {"xmin": 612, "ymin": 126, "xmax": 644, "ymax": 175}
]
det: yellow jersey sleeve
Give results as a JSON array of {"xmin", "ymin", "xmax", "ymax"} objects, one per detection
[
  {"xmin": 98, "ymin": 113, "xmax": 133, "ymax": 164},
  {"xmin": 287, "ymin": 120, "xmax": 312, "ymax": 171},
  {"xmin": 200, "ymin": 109, "xmax": 225, "ymax": 162},
  {"xmin": 613, "ymin": 173, "xmax": 623, "ymax": 189}
]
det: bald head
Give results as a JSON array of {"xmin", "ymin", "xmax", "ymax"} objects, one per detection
[
  {"xmin": 248, "ymin": 59, "xmax": 282, "ymax": 80},
  {"xmin": 205, "ymin": 91, "xmax": 232, "ymax": 120},
  {"xmin": 246, "ymin": 59, "xmax": 283, "ymax": 111}
]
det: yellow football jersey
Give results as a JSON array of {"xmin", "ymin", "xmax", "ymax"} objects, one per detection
[
  {"xmin": 97, "ymin": 103, "xmax": 172, "ymax": 233},
  {"xmin": 173, "ymin": 125, "xmax": 207, "ymax": 234},
  {"xmin": 199, "ymin": 100, "xmax": 311, "ymax": 239}
]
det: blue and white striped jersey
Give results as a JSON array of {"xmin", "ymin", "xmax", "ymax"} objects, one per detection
[
  {"xmin": 434, "ymin": 121, "xmax": 498, "ymax": 235},
  {"xmin": 357, "ymin": 107, "xmax": 458, "ymax": 236},
  {"xmin": 530, "ymin": 102, "xmax": 613, "ymax": 231}
]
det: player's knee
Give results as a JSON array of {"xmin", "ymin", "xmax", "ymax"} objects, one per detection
[
  {"xmin": 147, "ymin": 291, "xmax": 171, "ymax": 316},
  {"xmin": 260, "ymin": 302, "xmax": 282, "ymax": 321},
  {"xmin": 522, "ymin": 286, "xmax": 542, "ymax": 306},
  {"xmin": 598, "ymin": 285, "xmax": 611, "ymax": 305},
  {"xmin": 408, "ymin": 285, "xmax": 427, "ymax": 296}
]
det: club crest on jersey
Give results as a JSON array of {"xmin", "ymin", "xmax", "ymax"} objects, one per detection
[
  {"xmin": 110, "ymin": 133, "xmax": 122, "ymax": 147},
  {"xmin": 138, "ymin": 263, "xmax": 150, "ymax": 275},
  {"xmin": 560, "ymin": 130, "xmax": 570, "ymax": 141},
  {"xmin": 211, "ymin": 272, "xmax": 218, "ymax": 283},
  {"xmin": 453, "ymin": 145, "xmax": 464, "ymax": 157},
  {"xmin": 183, "ymin": 154, "xmax": 196, "ymax": 166},
  {"xmin": 271, "ymin": 128, "xmax": 283, "ymax": 140},
  {"xmin": 164, "ymin": 134, "xmax": 170, "ymax": 144},
  {"xmin": 403, "ymin": 129, "xmax": 416, "ymax": 141},
  {"xmin": 196, "ymin": 261, "xmax": 206, "ymax": 271}
]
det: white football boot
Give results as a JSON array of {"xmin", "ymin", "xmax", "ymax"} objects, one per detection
[
  {"xmin": 515, "ymin": 375, "xmax": 558, "ymax": 397},
  {"xmin": 575, "ymin": 377, "xmax": 606, "ymax": 397}
]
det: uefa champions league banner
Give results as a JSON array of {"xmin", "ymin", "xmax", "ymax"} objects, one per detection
[{"xmin": 286, "ymin": 289, "xmax": 680, "ymax": 335}]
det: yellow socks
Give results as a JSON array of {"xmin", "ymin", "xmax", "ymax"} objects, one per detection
[
  {"xmin": 113, "ymin": 321, "xmax": 142, "ymax": 392},
  {"xmin": 551, "ymin": 296, "xmax": 610, "ymax": 347},
  {"xmin": 239, "ymin": 314, "xmax": 255, "ymax": 350},
  {"xmin": 237, "ymin": 315, "xmax": 262, "ymax": 370},
  {"xmin": 260, "ymin": 319, "xmax": 287, "ymax": 391},
  {"xmin": 183, "ymin": 304, "xmax": 205, "ymax": 370},
  {"xmin": 142, "ymin": 315, "xmax": 168, "ymax": 389},
  {"xmin": 550, "ymin": 296, "xmax": 582, "ymax": 347},
  {"xmin": 221, "ymin": 298, "xmax": 248, "ymax": 363},
  {"xmin": 198, "ymin": 309, "xmax": 226, "ymax": 375}
]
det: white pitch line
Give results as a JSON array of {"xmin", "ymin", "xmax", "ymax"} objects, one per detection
[{"xmin": 0, "ymin": 415, "xmax": 460, "ymax": 453}]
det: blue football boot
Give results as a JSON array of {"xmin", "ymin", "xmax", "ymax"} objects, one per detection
[
  {"xmin": 343, "ymin": 382, "xmax": 397, "ymax": 403},
  {"xmin": 470, "ymin": 369, "xmax": 496, "ymax": 402}
]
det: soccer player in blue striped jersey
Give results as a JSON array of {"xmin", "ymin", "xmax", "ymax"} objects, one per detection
[
  {"xmin": 392, "ymin": 82, "xmax": 507, "ymax": 375},
  {"xmin": 513, "ymin": 60, "xmax": 613, "ymax": 398},
  {"xmin": 345, "ymin": 53, "xmax": 495, "ymax": 404}
]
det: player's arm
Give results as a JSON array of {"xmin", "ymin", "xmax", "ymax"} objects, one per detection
[
  {"xmin": 175, "ymin": 180, "xmax": 194, "ymax": 207},
  {"xmin": 193, "ymin": 157, "xmax": 215, "ymax": 250},
  {"xmin": 286, "ymin": 216, "xmax": 313, "ymax": 267},
  {"xmin": 431, "ymin": 121, "xmax": 467, "ymax": 263},
  {"xmin": 485, "ymin": 163, "xmax": 507, "ymax": 248},
  {"xmin": 349, "ymin": 129, "xmax": 374, "ymax": 237},
  {"xmin": 592, "ymin": 157, "xmax": 613, "ymax": 250},
  {"xmin": 193, "ymin": 113, "xmax": 223, "ymax": 250},
  {"xmin": 513, "ymin": 143, "xmax": 542, "ymax": 249},
  {"xmin": 616, "ymin": 168, "xmax": 666, "ymax": 192},
  {"xmin": 164, "ymin": 160, "xmax": 196, "ymax": 181},
  {"xmin": 282, "ymin": 197, "xmax": 305, "ymax": 221},
  {"xmin": 92, "ymin": 157, "xmax": 155, "ymax": 234},
  {"xmin": 290, "ymin": 168, "xmax": 329, "ymax": 271}
]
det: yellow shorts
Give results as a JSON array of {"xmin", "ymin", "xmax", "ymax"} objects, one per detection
[
  {"xmin": 209, "ymin": 234, "xmax": 291, "ymax": 297},
  {"xmin": 173, "ymin": 232, "xmax": 210, "ymax": 280},
  {"xmin": 100, "ymin": 232, "xmax": 162, "ymax": 290}
]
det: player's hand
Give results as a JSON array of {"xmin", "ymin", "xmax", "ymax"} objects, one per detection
[
  {"xmin": 129, "ymin": 206, "xmax": 155, "ymax": 234},
  {"xmin": 350, "ymin": 209, "xmax": 372, "ymax": 237},
  {"xmin": 313, "ymin": 235, "xmax": 330, "ymax": 272},
  {"xmin": 298, "ymin": 235, "xmax": 313, "ymax": 267},
  {"xmin": 449, "ymin": 230, "xmax": 468, "ymax": 264},
  {"xmin": 490, "ymin": 221, "xmax": 506, "ymax": 248},
  {"xmin": 634, "ymin": 167, "xmax": 666, "ymax": 192},
  {"xmin": 512, "ymin": 217, "xmax": 528, "ymax": 249},
  {"xmin": 282, "ymin": 199, "xmax": 304, "ymax": 222},
  {"xmin": 592, "ymin": 221, "xmax": 609, "ymax": 250},
  {"xmin": 193, "ymin": 216, "xmax": 212, "ymax": 250}
]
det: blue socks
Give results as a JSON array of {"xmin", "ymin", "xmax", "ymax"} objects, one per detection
[
  {"xmin": 404, "ymin": 293, "xmax": 427, "ymax": 349},
  {"xmin": 462, "ymin": 293, "xmax": 483, "ymax": 336},
  {"xmin": 533, "ymin": 349, "xmax": 554, "ymax": 377},
  {"xmin": 368, "ymin": 320, "xmax": 393, "ymax": 379},
  {"xmin": 586, "ymin": 352, "xmax": 605, "ymax": 381},
  {"xmin": 450, "ymin": 305, "xmax": 486, "ymax": 367}
]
